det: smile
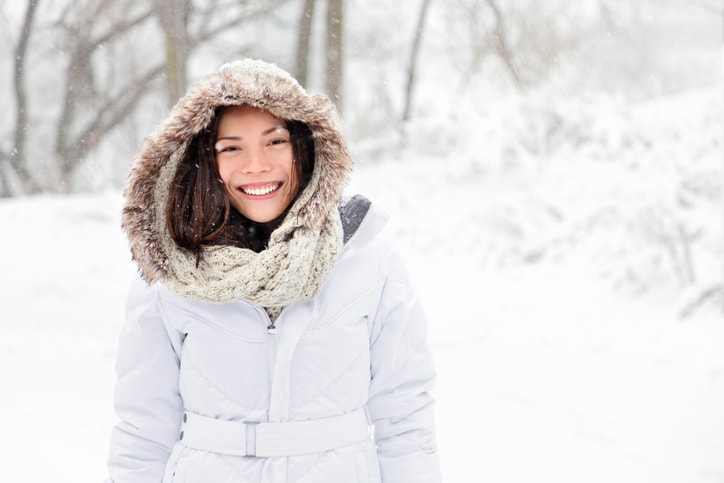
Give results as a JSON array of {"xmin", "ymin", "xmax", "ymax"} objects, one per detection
[{"xmin": 239, "ymin": 182, "xmax": 282, "ymax": 196}]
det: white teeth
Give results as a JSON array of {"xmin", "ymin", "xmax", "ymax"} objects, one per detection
[{"xmin": 242, "ymin": 183, "xmax": 279, "ymax": 196}]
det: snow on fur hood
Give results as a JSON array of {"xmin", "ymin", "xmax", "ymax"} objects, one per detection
[{"xmin": 121, "ymin": 59, "xmax": 353, "ymax": 304}]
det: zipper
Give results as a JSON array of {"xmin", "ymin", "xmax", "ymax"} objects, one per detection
[
  {"xmin": 267, "ymin": 318, "xmax": 278, "ymax": 384},
  {"xmin": 256, "ymin": 307, "xmax": 279, "ymax": 407}
]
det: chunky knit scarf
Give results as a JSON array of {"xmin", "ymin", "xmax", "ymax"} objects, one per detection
[{"xmin": 163, "ymin": 216, "xmax": 342, "ymax": 307}]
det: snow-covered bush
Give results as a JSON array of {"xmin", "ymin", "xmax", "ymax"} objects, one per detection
[{"xmin": 357, "ymin": 85, "xmax": 722, "ymax": 305}]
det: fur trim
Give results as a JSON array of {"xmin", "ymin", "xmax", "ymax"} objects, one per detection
[{"xmin": 122, "ymin": 59, "xmax": 352, "ymax": 303}]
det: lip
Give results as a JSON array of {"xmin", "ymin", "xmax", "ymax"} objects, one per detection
[{"xmin": 237, "ymin": 181, "xmax": 283, "ymax": 200}]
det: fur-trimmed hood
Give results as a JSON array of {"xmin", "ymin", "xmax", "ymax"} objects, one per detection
[{"xmin": 122, "ymin": 59, "xmax": 353, "ymax": 306}]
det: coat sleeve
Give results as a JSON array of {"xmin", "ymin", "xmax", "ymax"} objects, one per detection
[
  {"xmin": 366, "ymin": 238, "xmax": 442, "ymax": 483},
  {"xmin": 105, "ymin": 277, "xmax": 185, "ymax": 483}
]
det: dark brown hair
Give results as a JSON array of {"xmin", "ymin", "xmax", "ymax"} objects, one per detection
[{"xmin": 166, "ymin": 106, "xmax": 315, "ymax": 257}]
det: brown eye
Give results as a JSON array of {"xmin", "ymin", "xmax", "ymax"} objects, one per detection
[{"xmin": 216, "ymin": 144, "xmax": 241, "ymax": 154}]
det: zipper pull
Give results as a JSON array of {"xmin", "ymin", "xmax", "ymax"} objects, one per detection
[{"xmin": 267, "ymin": 322, "xmax": 277, "ymax": 334}]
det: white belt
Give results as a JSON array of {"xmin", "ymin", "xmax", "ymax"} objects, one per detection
[{"xmin": 179, "ymin": 408, "xmax": 371, "ymax": 457}]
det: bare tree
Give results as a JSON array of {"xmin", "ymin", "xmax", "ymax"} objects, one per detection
[
  {"xmin": 454, "ymin": 0, "xmax": 591, "ymax": 94},
  {"xmin": 4, "ymin": 0, "xmax": 42, "ymax": 196},
  {"xmin": 325, "ymin": 0, "xmax": 344, "ymax": 111},
  {"xmin": 54, "ymin": 2, "xmax": 157, "ymax": 190},
  {"xmin": 295, "ymin": 0, "xmax": 316, "ymax": 87}
]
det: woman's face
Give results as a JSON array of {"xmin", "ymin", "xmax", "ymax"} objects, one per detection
[{"xmin": 215, "ymin": 105, "xmax": 297, "ymax": 223}]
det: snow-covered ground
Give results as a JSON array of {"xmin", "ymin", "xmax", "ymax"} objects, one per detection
[{"xmin": 1, "ymin": 85, "xmax": 723, "ymax": 483}]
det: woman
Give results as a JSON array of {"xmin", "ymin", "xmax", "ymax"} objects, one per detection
[{"xmin": 105, "ymin": 59, "xmax": 441, "ymax": 483}]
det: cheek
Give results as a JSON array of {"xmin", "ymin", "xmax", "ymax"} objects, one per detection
[{"xmin": 216, "ymin": 161, "xmax": 233, "ymax": 184}]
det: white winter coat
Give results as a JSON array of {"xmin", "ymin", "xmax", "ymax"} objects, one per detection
[
  {"xmin": 105, "ymin": 59, "xmax": 441, "ymax": 483},
  {"xmin": 106, "ymin": 202, "xmax": 441, "ymax": 482}
]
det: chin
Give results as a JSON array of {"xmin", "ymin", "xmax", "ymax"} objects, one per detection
[{"xmin": 243, "ymin": 209, "xmax": 285, "ymax": 224}]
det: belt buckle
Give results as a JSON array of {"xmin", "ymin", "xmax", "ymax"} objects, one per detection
[{"xmin": 245, "ymin": 421, "xmax": 259, "ymax": 457}]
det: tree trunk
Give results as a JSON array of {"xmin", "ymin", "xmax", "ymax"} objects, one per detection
[
  {"xmin": 401, "ymin": 0, "xmax": 432, "ymax": 126},
  {"xmin": 325, "ymin": 0, "xmax": 344, "ymax": 112},
  {"xmin": 295, "ymin": 0, "xmax": 316, "ymax": 87},
  {"xmin": 158, "ymin": 0, "xmax": 190, "ymax": 108},
  {"xmin": 56, "ymin": 39, "xmax": 95, "ymax": 191},
  {"xmin": 10, "ymin": 0, "xmax": 42, "ymax": 194}
]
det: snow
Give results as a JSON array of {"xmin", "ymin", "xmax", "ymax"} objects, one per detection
[{"xmin": 2, "ymin": 82, "xmax": 723, "ymax": 483}]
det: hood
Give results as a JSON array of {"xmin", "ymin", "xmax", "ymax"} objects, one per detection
[{"xmin": 121, "ymin": 59, "xmax": 352, "ymax": 305}]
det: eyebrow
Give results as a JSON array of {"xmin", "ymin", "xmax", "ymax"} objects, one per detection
[{"xmin": 216, "ymin": 125, "xmax": 289, "ymax": 142}]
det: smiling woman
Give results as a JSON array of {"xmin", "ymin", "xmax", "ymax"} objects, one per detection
[{"xmin": 106, "ymin": 59, "xmax": 442, "ymax": 483}]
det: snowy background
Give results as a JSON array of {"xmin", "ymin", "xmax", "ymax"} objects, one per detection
[{"xmin": 1, "ymin": 1, "xmax": 723, "ymax": 482}]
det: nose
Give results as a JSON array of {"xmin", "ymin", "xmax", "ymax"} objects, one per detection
[{"xmin": 240, "ymin": 148, "xmax": 271, "ymax": 174}]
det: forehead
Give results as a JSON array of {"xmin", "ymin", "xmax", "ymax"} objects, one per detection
[{"xmin": 217, "ymin": 105, "xmax": 285, "ymax": 132}]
